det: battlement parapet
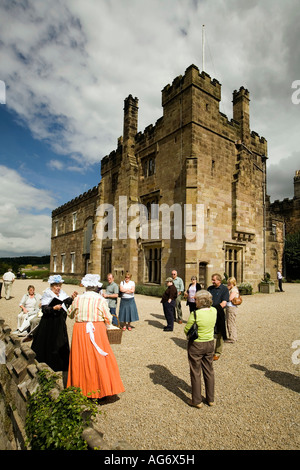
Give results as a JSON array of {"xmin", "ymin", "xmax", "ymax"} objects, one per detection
[
  {"xmin": 162, "ymin": 64, "xmax": 221, "ymax": 107},
  {"xmin": 101, "ymin": 141, "xmax": 123, "ymax": 174},
  {"xmin": 52, "ymin": 186, "xmax": 99, "ymax": 217},
  {"xmin": 135, "ymin": 116, "xmax": 163, "ymax": 146},
  {"xmin": 124, "ymin": 94, "xmax": 138, "ymax": 110},
  {"xmin": 250, "ymin": 130, "xmax": 266, "ymax": 143},
  {"xmin": 270, "ymin": 198, "xmax": 294, "ymax": 211},
  {"xmin": 233, "ymin": 86, "xmax": 250, "ymax": 101},
  {"xmin": 218, "ymin": 111, "xmax": 241, "ymax": 131},
  {"xmin": 250, "ymin": 130, "xmax": 267, "ymax": 153}
]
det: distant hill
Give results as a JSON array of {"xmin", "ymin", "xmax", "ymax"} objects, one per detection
[
  {"xmin": 0, "ymin": 255, "xmax": 50, "ymax": 265},
  {"xmin": 0, "ymin": 255, "xmax": 50, "ymax": 274}
]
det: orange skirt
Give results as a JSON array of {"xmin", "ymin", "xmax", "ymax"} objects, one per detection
[{"xmin": 67, "ymin": 321, "xmax": 125, "ymax": 399}]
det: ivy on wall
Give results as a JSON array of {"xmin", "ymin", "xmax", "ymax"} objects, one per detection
[{"xmin": 25, "ymin": 370, "xmax": 99, "ymax": 450}]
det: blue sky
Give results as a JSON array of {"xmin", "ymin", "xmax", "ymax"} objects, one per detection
[
  {"xmin": 0, "ymin": 105, "xmax": 100, "ymax": 208},
  {"xmin": 0, "ymin": 0, "xmax": 299, "ymax": 256}
]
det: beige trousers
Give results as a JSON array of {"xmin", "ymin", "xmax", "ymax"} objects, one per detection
[
  {"xmin": 225, "ymin": 306, "xmax": 238, "ymax": 341},
  {"xmin": 4, "ymin": 281, "xmax": 13, "ymax": 300}
]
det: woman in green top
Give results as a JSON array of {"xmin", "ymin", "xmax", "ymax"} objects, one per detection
[{"xmin": 184, "ymin": 290, "xmax": 217, "ymax": 408}]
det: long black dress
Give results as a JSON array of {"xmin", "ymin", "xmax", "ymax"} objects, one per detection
[{"xmin": 31, "ymin": 291, "xmax": 73, "ymax": 372}]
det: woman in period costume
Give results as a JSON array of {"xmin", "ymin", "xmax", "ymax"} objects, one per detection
[
  {"xmin": 31, "ymin": 275, "xmax": 77, "ymax": 385},
  {"xmin": 66, "ymin": 274, "xmax": 125, "ymax": 400}
]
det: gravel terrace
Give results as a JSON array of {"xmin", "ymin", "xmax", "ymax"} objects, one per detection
[{"xmin": 0, "ymin": 279, "xmax": 299, "ymax": 451}]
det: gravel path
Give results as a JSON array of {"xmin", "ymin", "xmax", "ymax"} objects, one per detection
[{"xmin": 1, "ymin": 279, "xmax": 299, "ymax": 450}]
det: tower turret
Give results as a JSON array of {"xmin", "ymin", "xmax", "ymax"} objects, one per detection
[
  {"xmin": 123, "ymin": 94, "xmax": 138, "ymax": 147},
  {"xmin": 294, "ymin": 170, "xmax": 300, "ymax": 199},
  {"xmin": 233, "ymin": 87, "xmax": 250, "ymax": 142}
]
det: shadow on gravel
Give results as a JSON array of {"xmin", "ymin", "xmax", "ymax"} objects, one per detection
[
  {"xmin": 150, "ymin": 313, "xmax": 165, "ymax": 320},
  {"xmin": 143, "ymin": 313, "xmax": 165, "ymax": 329},
  {"xmin": 171, "ymin": 337, "xmax": 188, "ymax": 350},
  {"xmin": 147, "ymin": 364, "xmax": 191, "ymax": 402},
  {"xmin": 251, "ymin": 364, "xmax": 300, "ymax": 394},
  {"xmin": 144, "ymin": 319, "xmax": 165, "ymax": 329}
]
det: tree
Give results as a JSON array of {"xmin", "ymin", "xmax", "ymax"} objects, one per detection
[{"xmin": 284, "ymin": 231, "xmax": 300, "ymax": 280}]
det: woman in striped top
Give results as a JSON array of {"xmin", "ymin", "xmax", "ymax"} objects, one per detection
[{"xmin": 66, "ymin": 274, "xmax": 125, "ymax": 400}]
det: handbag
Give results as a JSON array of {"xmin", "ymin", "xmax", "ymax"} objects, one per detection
[
  {"xmin": 232, "ymin": 295, "xmax": 242, "ymax": 305},
  {"xmin": 118, "ymin": 281, "xmax": 124, "ymax": 298},
  {"xmin": 186, "ymin": 311, "xmax": 198, "ymax": 341}
]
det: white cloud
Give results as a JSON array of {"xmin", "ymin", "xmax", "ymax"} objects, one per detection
[
  {"xmin": 0, "ymin": 165, "xmax": 55, "ymax": 255},
  {"xmin": 1, "ymin": 0, "xmax": 298, "ymax": 171},
  {"xmin": 0, "ymin": 0, "xmax": 299, "ymax": 259},
  {"xmin": 48, "ymin": 159, "xmax": 64, "ymax": 171},
  {"xmin": 0, "ymin": 80, "xmax": 5, "ymax": 104}
]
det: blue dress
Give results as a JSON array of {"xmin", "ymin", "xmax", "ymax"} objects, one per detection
[{"xmin": 118, "ymin": 281, "xmax": 139, "ymax": 323}]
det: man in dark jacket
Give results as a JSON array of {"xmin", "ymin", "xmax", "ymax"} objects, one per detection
[{"xmin": 161, "ymin": 277, "xmax": 178, "ymax": 331}]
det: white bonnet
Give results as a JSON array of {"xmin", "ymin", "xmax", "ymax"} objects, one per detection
[
  {"xmin": 48, "ymin": 275, "xmax": 64, "ymax": 284},
  {"xmin": 81, "ymin": 274, "xmax": 102, "ymax": 288}
]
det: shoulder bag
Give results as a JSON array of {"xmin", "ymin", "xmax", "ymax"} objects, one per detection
[
  {"xmin": 186, "ymin": 311, "xmax": 198, "ymax": 341},
  {"xmin": 232, "ymin": 295, "xmax": 242, "ymax": 305},
  {"xmin": 118, "ymin": 281, "xmax": 124, "ymax": 298}
]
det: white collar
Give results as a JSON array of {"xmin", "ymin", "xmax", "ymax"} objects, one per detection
[{"xmin": 41, "ymin": 287, "xmax": 69, "ymax": 306}]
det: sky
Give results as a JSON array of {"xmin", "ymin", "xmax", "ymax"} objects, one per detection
[{"xmin": 0, "ymin": 0, "xmax": 299, "ymax": 257}]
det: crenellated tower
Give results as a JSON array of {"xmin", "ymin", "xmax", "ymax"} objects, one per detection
[
  {"xmin": 294, "ymin": 170, "xmax": 300, "ymax": 199},
  {"xmin": 90, "ymin": 94, "xmax": 140, "ymax": 281},
  {"xmin": 52, "ymin": 63, "xmax": 285, "ymax": 291},
  {"xmin": 233, "ymin": 87, "xmax": 250, "ymax": 143},
  {"xmin": 123, "ymin": 95, "xmax": 138, "ymax": 148}
]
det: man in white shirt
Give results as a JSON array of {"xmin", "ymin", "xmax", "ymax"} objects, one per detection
[
  {"xmin": 277, "ymin": 270, "xmax": 284, "ymax": 292},
  {"xmin": 171, "ymin": 270, "xmax": 185, "ymax": 324},
  {"xmin": 2, "ymin": 269, "xmax": 15, "ymax": 300}
]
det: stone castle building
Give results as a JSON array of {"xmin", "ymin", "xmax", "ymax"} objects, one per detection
[
  {"xmin": 50, "ymin": 64, "xmax": 288, "ymax": 291},
  {"xmin": 269, "ymin": 170, "xmax": 300, "ymax": 236}
]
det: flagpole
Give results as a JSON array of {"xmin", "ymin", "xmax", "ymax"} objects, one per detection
[{"xmin": 202, "ymin": 24, "xmax": 205, "ymax": 71}]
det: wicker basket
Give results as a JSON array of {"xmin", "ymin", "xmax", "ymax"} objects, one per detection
[{"xmin": 106, "ymin": 315, "xmax": 123, "ymax": 344}]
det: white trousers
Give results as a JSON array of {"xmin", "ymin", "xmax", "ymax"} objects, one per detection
[{"xmin": 4, "ymin": 281, "xmax": 13, "ymax": 300}]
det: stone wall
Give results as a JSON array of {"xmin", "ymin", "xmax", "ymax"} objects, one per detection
[
  {"xmin": 0, "ymin": 317, "xmax": 133, "ymax": 451},
  {"xmin": 0, "ymin": 317, "xmax": 46, "ymax": 450},
  {"xmin": 50, "ymin": 186, "xmax": 99, "ymax": 279}
]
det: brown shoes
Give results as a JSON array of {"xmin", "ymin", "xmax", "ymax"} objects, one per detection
[
  {"xmin": 213, "ymin": 355, "xmax": 220, "ymax": 361},
  {"xmin": 187, "ymin": 400, "xmax": 203, "ymax": 409}
]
